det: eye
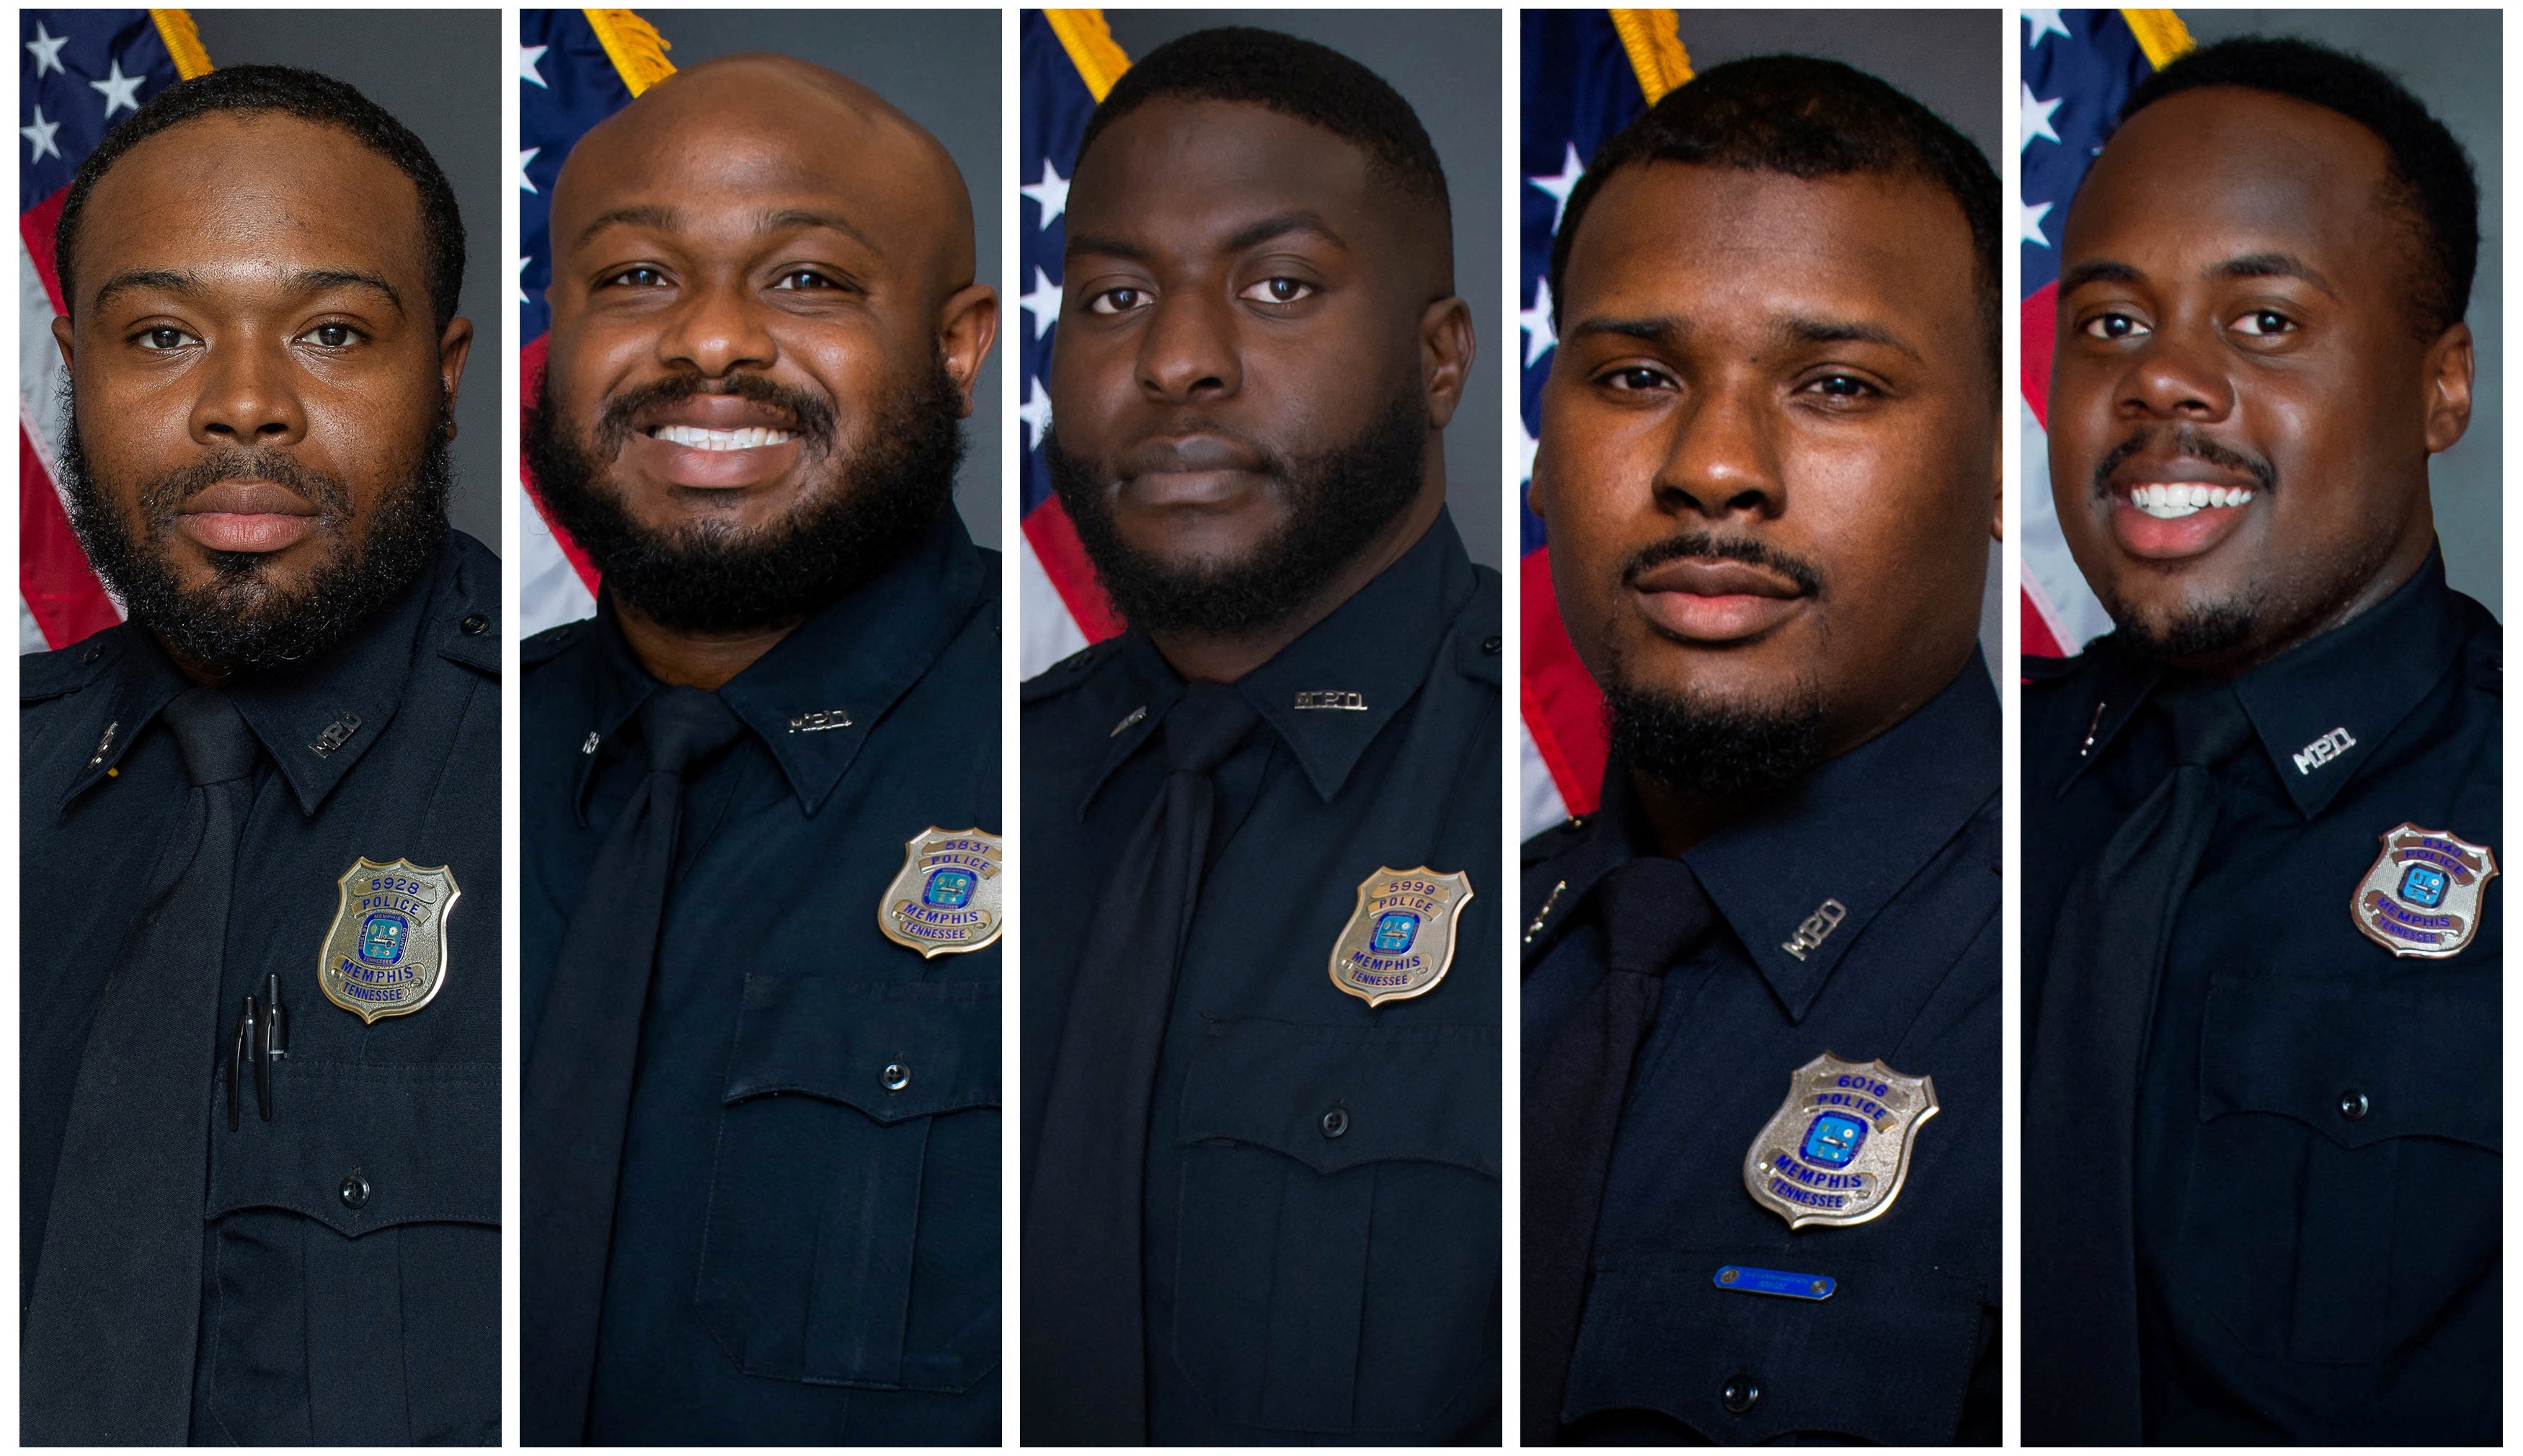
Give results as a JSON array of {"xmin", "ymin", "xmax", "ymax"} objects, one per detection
[
  {"xmin": 2081, "ymin": 311, "xmax": 2150, "ymax": 342},
  {"xmin": 1086, "ymin": 285, "xmax": 1149, "ymax": 316},
  {"xmin": 133, "ymin": 325, "xmax": 198, "ymax": 351},
  {"xmin": 604, "ymin": 265, "xmax": 668, "ymax": 289},
  {"xmin": 299, "ymin": 322, "xmax": 362, "ymax": 349},
  {"xmin": 1806, "ymin": 373, "xmax": 1878, "ymax": 400},
  {"xmin": 1239, "ymin": 277, "xmax": 1315, "ymax": 305},
  {"xmin": 1598, "ymin": 365, "xmax": 1671, "ymax": 393},
  {"xmin": 771, "ymin": 268, "xmax": 843, "ymax": 292},
  {"xmin": 2232, "ymin": 309, "xmax": 2297, "ymax": 337}
]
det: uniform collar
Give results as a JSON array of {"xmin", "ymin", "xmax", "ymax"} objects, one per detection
[
  {"xmin": 572, "ymin": 510, "xmax": 988, "ymax": 818},
  {"xmin": 1532, "ymin": 652, "xmax": 1999, "ymax": 1024},
  {"xmin": 2059, "ymin": 549, "xmax": 2466, "ymax": 820},
  {"xmin": 1082, "ymin": 509, "xmax": 1476, "ymax": 814},
  {"xmin": 61, "ymin": 531, "xmax": 482, "ymax": 818}
]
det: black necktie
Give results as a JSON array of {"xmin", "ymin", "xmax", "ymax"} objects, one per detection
[
  {"xmin": 1522, "ymin": 856, "xmax": 1715, "ymax": 1445},
  {"xmin": 25, "ymin": 686, "xmax": 259, "ymax": 1444},
  {"xmin": 2023, "ymin": 685, "xmax": 2251, "ymax": 1442},
  {"xmin": 1024, "ymin": 681, "xmax": 1259, "ymax": 1443},
  {"xmin": 523, "ymin": 684, "xmax": 745, "ymax": 1444}
]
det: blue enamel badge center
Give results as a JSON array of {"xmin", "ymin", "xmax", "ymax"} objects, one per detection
[{"xmin": 1743, "ymin": 1052, "xmax": 1938, "ymax": 1229}]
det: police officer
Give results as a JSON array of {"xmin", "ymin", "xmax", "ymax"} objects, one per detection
[
  {"xmin": 22, "ymin": 68, "xmax": 495, "ymax": 1444},
  {"xmin": 2024, "ymin": 39, "xmax": 2497, "ymax": 1444},
  {"xmin": 1520, "ymin": 58, "xmax": 2003, "ymax": 1444},
  {"xmin": 518, "ymin": 56, "xmax": 1001, "ymax": 1446},
  {"xmin": 1021, "ymin": 30, "xmax": 1499, "ymax": 1445}
]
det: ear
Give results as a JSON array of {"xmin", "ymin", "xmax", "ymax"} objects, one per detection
[
  {"xmin": 51, "ymin": 313, "xmax": 74, "ymax": 376},
  {"xmin": 437, "ymin": 316, "xmax": 476, "ymax": 438},
  {"xmin": 938, "ymin": 283, "xmax": 1000, "ymax": 420},
  {"xmin": 1419, "ymin": 294, "xmax": 1476, "ymax": 431},
  {"xmin": 2421, "ymin": 319, "xmax": 2474, "ymax": 455},
  {"xmin": 1990, "ymin": 425, "xmax": 2005, "ymax": 544}
]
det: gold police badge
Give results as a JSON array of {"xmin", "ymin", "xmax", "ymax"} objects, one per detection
[
  {"xmin": 1743, "ymin": 1053, "xmax": 1938, "ymax": 1230},
  {"xmin": 2352, "ymin": 822, "xmax": 2498, "ymax": 959},
  {"xmin": 878, "ymin": 827, "xmax": 1004, "ymax": 957},
  {"xmin": 1329, "ymin": 866, "xmax": 1473, "ymax": 1006},
  {"xmin": 317, "ymin": 858, "xmax": 460, "ymax": 1023}
]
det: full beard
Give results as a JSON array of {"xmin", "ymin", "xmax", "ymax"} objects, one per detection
[
  {"xmin": 523, "ymin": 356, "xmax": 964, "ymax": 634},
  {"xmin": 1602, "ymin": 672, "xmax": 1825, "ymax": 806},
  {"xmin": 1045, "ymin": 385, "xmax": 1428, "ymax": 638},
  {"xmin": 56, "ymin": 392, "xmax": 452, "ymax": 678}
]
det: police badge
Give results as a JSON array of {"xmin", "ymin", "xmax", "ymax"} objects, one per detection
[
  {"xmin": 878, "ymin": 827, "xmax": 1004, "ymax": 957},
  {"xmin": 1329, "ymin": 866, "xmax": 1473, "ymax": 1006},
  {"xmin": 1743, "ymin": 1053, "xmax": 1938, "ymax": 1230},
  {"xmin": 2352, "ymin": 822, "xmax": 2498, "ymax": 959},
  {"xmin": 317, "ymin": 858, "xmax": 460, "ymax": 1023}
]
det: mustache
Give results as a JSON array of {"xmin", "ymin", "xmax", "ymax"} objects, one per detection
[
  {"xmin": 1620, "ymin": 530, "xmax": 1825, "ymax": 597},
  {"xmin": 137, "ymin": 447, "xmax": 350, "ymax": 523},
  {"xmin": 2090, "ymin": 425, "xmax": 2277, "ymax": 497},
  {"xmin": 1107, "ymin": 421, "xmax": 1285, "ymax": 485},
  {"xmin": 591, "ymin": 371, "xmax": 839, "ymax": 456}
]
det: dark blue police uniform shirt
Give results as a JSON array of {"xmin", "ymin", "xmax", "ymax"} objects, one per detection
[
  {"xmin": 1022, "ymin": 511, "xmax": 1502, "ymax": 1444},
  {"xmin": 2022, "ymin": 551, "xmax": 2501, "ymax": 1443},
  {"xmin": 521, "ymin": 512, "xmax": 1000, "ymax": 1445},
  {"xmin": 1522, "ymin": 654, "xmax": 2000, "ymax": 1445},
  {"xmin": 22, "ymin": 530, "xmax": 502, "ymax": 1445}
]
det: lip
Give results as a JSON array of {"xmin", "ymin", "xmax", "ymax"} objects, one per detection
[
  {"xmin": 1116, "ymin": 434, "xmax": 1272, "ymax": 510},
  {"xmin": 1629, "ymin": 558, "xmax": 1808, "ymax": 644},
  {"xmin": 2103, "ymin": 455, "xmax": 2264, "ymax": 561},
  {"xmin": 176, "ymin": 481, "xmax": 317, "ymax": 554},
  {"xmin": 621, "ymin": 430, "xmax": 804, "ymax": 490}
]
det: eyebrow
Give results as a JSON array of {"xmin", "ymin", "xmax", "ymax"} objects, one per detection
[
  {"xmin": 1063, "ymin": 210, "xmax": 1349, "ymax": 267},
  {"xmin": 1566, "ymin": 312, "xmax": 1920, "ymax": 359},
  {"xmin": 2057, "ymin": 259, "xmax": 2145, "ymax": 294},
  {"xmin": 575, "ymin": 203, "xmax": 879, "ymax": 254},
  {"xmin": 2216, "ymin": 250, "xmax": 2338, "ymax": 298},
  {"xmin": 89, "ymin": 266, "xmax": 403, "ymax": 314}
]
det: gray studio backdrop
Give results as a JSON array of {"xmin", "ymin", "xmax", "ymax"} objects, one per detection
[
  {"xmin": 2181, "ymin": 9, "xmax": 2501, "ymax": 618},
  {"xmin": 1654, "ymin": 9, "xmax": 2004, "ymax": 662},
  {"xmin": 191, "ymin": 10, "xmax": 502, "ymax": 555},
  {"xmin": 1104, "ymin": 9, "xmax": 1505, "ymax": 569},
  {"xmin": 644, "ymin": 9, "xmax": 1003, "ymax": 548}
]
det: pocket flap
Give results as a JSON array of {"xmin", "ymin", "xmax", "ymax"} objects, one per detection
[
  {"xmin": 2202, "ymin": 976, "xmax": 2499, "ymax": 1150},
  {"xmin": 725, "ymin": 974, "xmax": 999, "ymax": 1124},
  {"xmin": 206, "ymin": 1060, "xmax": 498, "ymax": 1238},
  {"xmin": 1176, "ymin": 1018, "xmax": 1498, "ymax": 1177}
]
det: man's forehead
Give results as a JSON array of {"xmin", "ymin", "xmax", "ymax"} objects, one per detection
[
  {"xmin": 1076, "ymin": 98, "xmax": 1380, "ymax": 210},
  {"xmin": 2070, "ymin": 89, "xmax": 2393, "ymax": 253},
  {"xmin": 81, "ymin": 117, "xmax": 425, "ymax": 278}
]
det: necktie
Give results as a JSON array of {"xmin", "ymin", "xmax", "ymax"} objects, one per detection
[
  {"xmin": 1522, "ymin": 856, "xmax": 1715, "ymax": 1444},
  {"xmin": 1024, "ymin": 681, "xmax": 1259, "ymax": 1443},
  {"xmin": 25, "ymin": 687, "xmax": 260, "ymax": 1444},
  {"xmin": 2023, "ymin": 685, "xmax": 2251, "ymax": 1442},
  {"xmin": 523, "ymin": 685, "xmax": 745, "ymax": 1444}
]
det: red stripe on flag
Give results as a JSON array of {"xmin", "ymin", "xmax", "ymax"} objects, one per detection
[
  {"xmin": 1021, "ymin": 496, "xmax": 1125, "ymax": 644},
  {"xmin": 2020, "ymin": 282, "xmax": 2057, "ymax": 426},
  {"xmin": 516, "ymin": 334, "xmax": 603, "ymax": 597},
  {"xmin": 1520, "ymin": 547, "xmax": 1606, "ymax": 817},
  {"xmin": 20, "ymin": 430, "xmax": 120, "ymax": 650},
  {"xmin": 22, "ymin": 185, "xmax": 68, "ymax": 316},
  {"xmin": 2021, "ymin": 588, "xmax": 2065, "ymax": 662}
]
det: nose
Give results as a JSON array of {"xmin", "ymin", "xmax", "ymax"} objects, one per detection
[
  {"xmin": 2117, "ymin": 326, "xmax": 2235, "ymax": 423},
  {"xmin": 189, "ymin": 337, "xmax": 306, "ymax": 448},
  {"xmin": 1651, "ymin": 382, "xmax": 1785, "ymax": 522},
  {"xmin": 1137, "ymin": 289, "xmax": 1241, "ymax": 404},
  {"xmin": 655, "ymin": 275, "xmax": 777, "ymax": 378}
]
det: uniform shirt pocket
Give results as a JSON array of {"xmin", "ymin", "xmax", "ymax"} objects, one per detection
[
  {"xmin": 696, "ymin": 973, "xmax": 999, "ymax": 1393},
  {"xmin": 1170, "ymin": 1018, "xmax": 1499, "ymax": 1436}
]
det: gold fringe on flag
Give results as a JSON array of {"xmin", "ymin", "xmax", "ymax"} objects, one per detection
[
  {"xmin": 2119, "ymin": 9, "xmax": 2194, "ymax": 70},
  {"xmin": 1045, "ymin": 9, "xmax": 1131, "ymax": 104},
  {"xmin": 148, "ymin": 9, "xmax": 212, "ymax": 79},
  {"xmin": 1608, "ymin": 9, "xmax": 1692, "ymax": 105},
  {"xmin": 584, "ymin": 9, "xmax": 675, "ymax": 98}
]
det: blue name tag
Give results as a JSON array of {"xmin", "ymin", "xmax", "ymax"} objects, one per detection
[{"xmin": 1713, "ymin": 1265, "xmax": 1836, "ymax": 1300}]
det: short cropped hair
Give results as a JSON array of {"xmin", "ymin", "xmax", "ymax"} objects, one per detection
[
  {"xmin": 56, "ymin": 64, "xmax": 467, "ymax": 333},
  {"xmin": 2119, "ymin": 36, "xmax": 2478, "ymax": 338},
  {"xmin": 1079, "ymin": 26, "xmax": 1451, "ymax": 226},
  {"xmin": 1551, "ymin": 54, "xmax": 2000, "ymax": 363}
]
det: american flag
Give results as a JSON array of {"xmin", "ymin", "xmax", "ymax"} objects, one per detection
[
  {"xmin": 1016, "ymin": 8, "xmax": 1127, "ymax": 678},
  {"xmin": 1517, "ymin": 8, "xmax": 1691, "ymax": 836},
  {"xmin": 19, "ymin": 9, "xmax": 208, "ymax": 654},
  {"xmin": 2020, "ymin": 7, "xmax": 2191, "ymax": 657},
  {"xmin": 515, "ymin": 7, "xmax": 678, "ymax": 636}
]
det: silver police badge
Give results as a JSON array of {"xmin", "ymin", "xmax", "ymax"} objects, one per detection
[
  {"xmin": 1329, "ymin": 866, "xmax": 1473, "ymax": 1006},
  {"xmin": 318, "ymin": 858, "xmax": 460, "ymax": 1023},
  {"xmin": 2352, "ymin": 822, "xmax": 2498, "ymax": 959},
  {"xmin": 878, "ymin": 827, "xmax": 1004, "ymax": 957},
  {"xmin": 1743, "ymin": 1053, "xmax": 1938, "ymax": 1230}
]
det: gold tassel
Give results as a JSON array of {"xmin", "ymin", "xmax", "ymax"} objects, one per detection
[
  {"xmin": 148, "ymin": 9, "xmax": 213, "ymax": 80},
  {"xmin": 1044, "ymin": 9, "xmax": 1131, "ymax": 103},
  {"xmin": 2119, "ymin": 9, "xmax": 2196, "ymax": 70},
  {"xmin": 583, "ymin": 9, "xmax": 675, "ymax": 98},
  {"xmin": 1609, "ymin": 9, "xmax": 1693, "ymax": 105}
]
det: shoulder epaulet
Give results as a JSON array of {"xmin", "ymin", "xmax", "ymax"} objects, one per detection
[
  {"xmin": 21, "ymin": 630, "xmax": 120, "ymax": 706},
  {"xmin": 1021, "ymin": 636, "xmax": 1122, "ymax": 704},
  {"xmin": 1453, "ymin": 564, "xmax": 1504, "ymax": 688},
  {"xmin": 521, "ymin": 620, "xmax": 587, "ymax": 670}
]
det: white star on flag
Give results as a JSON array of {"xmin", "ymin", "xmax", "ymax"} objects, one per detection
[
  {"xmin": 1019, "ymin": 375, "xmax": 1054, "ymax": 450},
  {"xmin": 2021, "ymin": 85, "xmax": 2062, "ymax": 151},
  {"xmin": 518, "ymin": 146, "xmax": 540, "ymax": 192},
  {"xmin": 1019, "ymin": 159, "xmax": 1069, "ymax": 230},
  {"xmin": 25, "ymin": 22, "xmax": 68, "ymax": 78},
  {"xmin": 517, "ymin": 256, "xmax": 532, "ymax": 305},
  {"xmin": 1018, "ymin": 267, "xmax": 1063, "ymax": 341},
  {"xmin": 1519, "ymin": 419, "xmax": 1540, "ymax": 486},
  {"xmin": 22, "ymin": 105, "xmax": 61, "ymax": 163},
  {"xmin": 1529, "ymin": 143, "xmax": 1586, "ymax": 236},
  {"xmin": 520, "ymin": 43, "xmax": 549, "ymax": 89},
  {"xmin": 2024, "ymin": 9, "xmax": 2071, "ymax": 50},
  {"xmin": 2020, "ymin": 200, "xmax": 2054, "ymax": 249},
  {"xmin": 1520, "ymin": 276, "xmax": 1556, "ymax": 368},
  {"xmin": 90, "ymin": 58, "xmax": 145, "ymax": 117}
]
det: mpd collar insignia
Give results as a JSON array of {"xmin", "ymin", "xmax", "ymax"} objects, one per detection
[
  {"xmin": 318, "ymin": 858, "xmax": 460, "ymax": 1023},
  {"xmin": 1330, "ymin": 866, "xmax": 1473, "ymax": 1006},
  {"xmin": 879, "ymin": 827, "xmax": 1004, "ymax": 958},
  {"xmin": 2352, "ymin": 822, "xmax": 2497, "ymax": 958},
  {"xmin": 1744, "ymin": 1052, "xmax": 1938, "ymax": 1229}
]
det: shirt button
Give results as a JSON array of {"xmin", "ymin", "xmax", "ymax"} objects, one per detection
[
  {"xmin": 459, "ymin": 613, "xmax": 489, "ymax": 636},
  {"xmin": 1721, "ymin": 1372, "xmax": 1759, "ymax": 1414},
  {"xmin": 340, "ymin": 1173, "xmax": 371, "ymax": 1209},
  {"xmin": 2338, "ymin": 1088, "xmax": 2369, "ymax": 1122},
  {"xmin": 81, "ymin": 644, "xmax": 102, "ymax": 664},
  {"xmin": 882, "ymin": 1062, "xmax": 912, "ymax": 1092},
  {"xmin": 1481, "ymin": 636, "xmax": 1501, "ymax": 655},
  {"xmin": 1320, "ymin": 1107, "xmax": 1349, "ymax": 1139}
]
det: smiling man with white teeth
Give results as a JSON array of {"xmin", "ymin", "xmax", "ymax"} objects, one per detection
[
  {"xmin": 517, "ymin": 49, "xmax": 1002, "ymax": 1447},
  {"xmin": 2023, "ymin": 37, "xmax": 2500, "ymax": 1446}
]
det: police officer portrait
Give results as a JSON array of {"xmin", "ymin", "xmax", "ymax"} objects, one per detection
[
  {"xmin": 516, "ymin": 8, "xmax": 1002, "ymax": 1446},
  {"xmin": 19, "ymin": 8, "xmax": 500, "ymax": 1446},
  {"xmin": 1019, "ymin": 12, "xmax": 1503, "ymax": 1445},
  {"xmin": 1518, "ymin": 14, "xmax": 2003, "ymax": 1445},
  {"xmin": 2021, "ymin": 13, "xmax": 2501, "ymax": 1444}
]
